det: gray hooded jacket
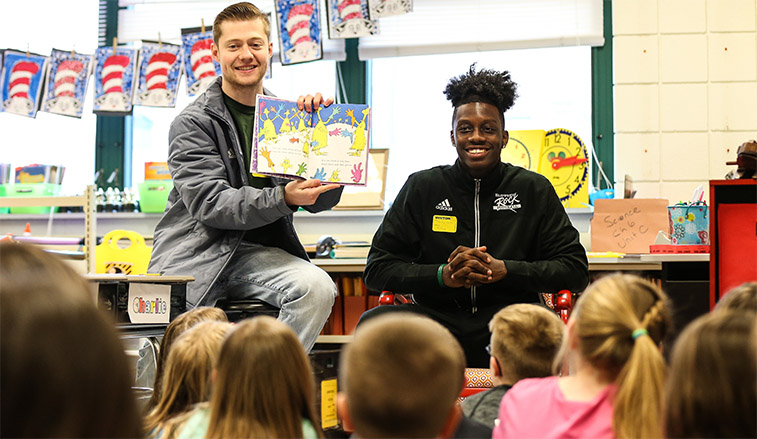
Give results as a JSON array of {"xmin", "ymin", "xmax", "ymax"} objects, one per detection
[{"xmin": 148, "ymin": 77, "xmax": 343, "ymax": 306}]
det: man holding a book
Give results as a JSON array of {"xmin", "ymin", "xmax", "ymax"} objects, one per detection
[
  {"xmin": 362, "ymin": 64, "xmax": 589, "ymax": 367},
  {"xmin": 148, "ymin": 2, "xmax": 342, "ymax": 353}
]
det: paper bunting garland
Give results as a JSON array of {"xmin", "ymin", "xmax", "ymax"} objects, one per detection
[
  {"xmin": 0, "ymin": 50, "xmax": 48, "ymax": 118},
  {"xmin": 40, "ymin": 49, "xmax": 93, "ymax": 118},
  {"xmin": 276, "ymin": 0, "xmax": 323, "ymax": 65},
  {"xmin": 134, "ymin": 42, "xmax": 183, "ymax": 108}
]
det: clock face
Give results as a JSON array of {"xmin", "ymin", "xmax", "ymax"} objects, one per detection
[
  {"xmin": 501, "ymin": 130, "xmax": 545, "ymax": 172},
  {"xmin": 538, "ymin": 128, "xmax": 590, "ymax": 208},
  {"xmin": 501, "ymin": 137, "xmax": 533, "ymax": 169}
]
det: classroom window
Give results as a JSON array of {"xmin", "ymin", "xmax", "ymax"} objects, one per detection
[
  {"xmin": 0, "ymin": 1, "xmax": 100, "ymax": 194},
  {"xmin": 370, "ymin": 46, "xmax": 593, "ymax": 205}
]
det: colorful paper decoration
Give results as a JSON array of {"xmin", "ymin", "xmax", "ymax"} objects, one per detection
[
  {"xmin": 93, "ymin": 46, "xmax": 138, "ymax": 114},
  {"xmin": 367, "ymin": 0, "xmax": 413, "ymax": 19},
  {"xmin": 327, "ymin": 0, "xmax": 379, "ymax": 39},
  {"xmin": 134, "ymin": 42, "xmax": 183, "ymax": 108},
  {"xmin": 181, "ymin": 30, "xmax": 221, "ymax": 96},
  {"xmin": 276, "ymin": 0, "xmax": 323, "ymax": 65},
  {"xmin": 40, "ymin": 49, "xmax": 93, "ymax": 118},
  {"xmin": 0, "ymin": 50, "xmax": 48, "ymax": 118}
]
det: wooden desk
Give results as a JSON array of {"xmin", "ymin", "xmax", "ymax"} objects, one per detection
[{"xmin": 314, "ymin": 257, "xmax": 663, "ymax": 273}]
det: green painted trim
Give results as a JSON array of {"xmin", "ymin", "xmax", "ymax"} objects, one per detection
[
  {"xmin": 591, "ymin": 0, "xmax": 614, "ymax": 188},
  {"xmin": 337, "ymin": 38, "xmax": 368, "ymax": 104},
  {"xmin": 95, "ymin": 0, "xmax": 130, "ymax": 190}
]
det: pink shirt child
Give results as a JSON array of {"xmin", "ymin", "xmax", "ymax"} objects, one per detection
[{"xmin": 493, "ymin": 376, "xmax": 616, "ymax": 439}]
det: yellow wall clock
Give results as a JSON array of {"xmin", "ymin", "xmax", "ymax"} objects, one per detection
[
  {"xmin": 537, "ymin": 128, "xmax": 590, "ymax": 208},
  {"xmin": 501, "ymin": 130, "xmax": 545, "ymax": 172}
]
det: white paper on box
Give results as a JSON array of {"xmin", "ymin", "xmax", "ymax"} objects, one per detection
[{"xmin": 128, "ymin": 283, "xmax": 171, "ymax": 324}]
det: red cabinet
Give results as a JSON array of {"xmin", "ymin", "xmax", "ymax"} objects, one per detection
[{"xmin": 709, "ymin": 179, "xmax": 757, "ymax": 309}]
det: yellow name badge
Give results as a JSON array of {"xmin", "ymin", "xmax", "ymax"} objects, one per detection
[{"xmin": 432, "ymin": 215, "xmax": 458, "ymax": 233}]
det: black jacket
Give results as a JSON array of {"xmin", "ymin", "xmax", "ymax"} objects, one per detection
[{"xmin": 364, "ymin": 160, "xmax": 588, "ymax": 313}]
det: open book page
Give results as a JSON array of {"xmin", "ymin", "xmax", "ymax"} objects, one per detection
[{"xmin": 252, "ymin": 94, "xmax": 371, "ymax": 185}]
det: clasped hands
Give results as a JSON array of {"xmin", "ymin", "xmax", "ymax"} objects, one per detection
[
  {"xmin": 442, "ymin": 246, "xmax": 507, "ymax": 289},
  {"xmin": 284, "ymin": 92, "xmax": 341, "ymax": 206}
]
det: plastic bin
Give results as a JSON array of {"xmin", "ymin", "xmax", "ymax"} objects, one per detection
[
  {"xmin": 138, "ymin": 181, "xmax": 173, "ymax": 213},
  {"xmin": 95, "ymin": 229, "xmax": 152, "ymax": 274},
  {"xmin": 1, "ymin": 183, "xmax": 62, "ymax": 214}
]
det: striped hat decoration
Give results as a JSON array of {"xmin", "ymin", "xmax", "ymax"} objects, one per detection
[
  {"xmin": 54, "ymin": 60, "xmax": 84, "ymax": 99},
  {"xmin": 1, "ymin": 51, "xmax": 47, "ymax": 118},
  {"xmin": 101, "ymin": 55, "xmax": 130, "ymax": 94},
  {"xmin": 145, "ymin": 52, "xmax": 177, "ymax": 92},
  {"xmin": 8, "ymin": 61, "xmax": 40, "ymax": 101},
  {"xmin": 188, "ymin": 38, "xmax": 216, "ymax": 94},
  {"xmin": 338, "ymin": 0, "xmax": 364, "ymax": 20},
  {"xmin": 287, "ymin": 4, "xmax": 314, "ymax": 47}
]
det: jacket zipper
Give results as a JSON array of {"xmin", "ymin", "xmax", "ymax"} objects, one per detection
[{"xmin": 472, "ymin": 179, "xmax": 480, "ymax": 313}]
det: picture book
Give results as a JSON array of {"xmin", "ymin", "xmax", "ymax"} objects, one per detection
[{"xmin": 252, "ymin": 95, "xmax": 371, "ymax": 186}]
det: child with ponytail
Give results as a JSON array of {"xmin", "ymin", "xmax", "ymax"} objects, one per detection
[{"xmin": 493, "ymin": 273, "xmax": 671, "ymax": 439}]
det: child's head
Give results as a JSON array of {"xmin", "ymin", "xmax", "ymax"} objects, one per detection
[
  {"xmin": 207, "ymin": 316, "xmax": 320, "ymax": 439},
  {"xmin": 713, "ymin": 281, "xmax": 757, "ymax": 314},
  {"xmin": 665, "ymin": 310, "xmax": 756, "ymax": 438},
  {"xmin": 339, "ymin": 313, "xmax": 466, "ymax": 439},
  {"xmin": 0, "ymin": 243, "xmax": 142, "ymax": 438},
  {"xmin": 488, "ymin": 303, "xmax": 564, "ymax": 384},
  {"xmin": 568, "ymin": 273, "xmax": 671, "ymax": 439},
  {"xmin": 145, "ymin": 320, "xmax": 232, "ymax": 434},
  {"xmin": 148, "ymin": 306, "xmax": 228, "ymax": 410}
]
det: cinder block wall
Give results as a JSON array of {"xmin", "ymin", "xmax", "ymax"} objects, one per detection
[{"xmin": 613, "ymin": 0, "xmax": 757, "ymax": 203}]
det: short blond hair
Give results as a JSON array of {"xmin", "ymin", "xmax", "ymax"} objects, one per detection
[
  {"xmin": 213, "ymin": 2, "xmax": 271, "ymax": 43},
  {"xmin": 714, "ymin": 281, "xmax": 757, "ymax": 314},
  {"xmin": 488, "ymin": 304, "xmax": 564, "ymax": 380},
  {"xmin": 340, "ymin": 313, "xmax": 465, "ymax": 438}
]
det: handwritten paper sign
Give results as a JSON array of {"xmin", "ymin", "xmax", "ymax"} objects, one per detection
[{"xmin": 591, "ymin": 199, "xmax": 669, "ymax": 254}]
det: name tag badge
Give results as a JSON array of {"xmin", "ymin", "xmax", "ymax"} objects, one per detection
[{"xmin": 432, "ymin": 215, "xmax": 457, "ymax": 233}]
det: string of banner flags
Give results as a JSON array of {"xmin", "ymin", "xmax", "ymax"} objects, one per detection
[{"xmin": 0, "ymin": 0, "xmax": 412, "ymax": 119}]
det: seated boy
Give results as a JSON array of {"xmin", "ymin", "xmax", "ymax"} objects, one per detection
[
  {"xmin": 462, "ymin": 303, "xmax": 564, "ymax": 428},
  {"xmin": 338, "ymin": 313, "xmax": 467, "ymax": 438}
]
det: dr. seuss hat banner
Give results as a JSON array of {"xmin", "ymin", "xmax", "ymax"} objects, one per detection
[
  {"xmin": 40, "ymin": 49, "xmax": 93, "ymax": 118},
  {"xmin": 276, "ymin": 0, "xmax": 323, "ymax": 65},
  {"xmin": 327, "ymin": 0, "xmax": 378, "ymax": 38},
  {"xmin": 181, "ymin": 28, "xmax": 221, "ymax": 97},
  {"xmin": 93, "ymin": 46, "xmax": 138, "ymax": 114},
  {"xmin": 134, "ymin": 41, "xmax": 182, "ymax": 108},
  {"xmin": 367, "ymin": 0, "xmax": 412, "ymax": 19},
  {"xmin": 0, "ymin": 50, "xmax": 48, "ymax": 118}
]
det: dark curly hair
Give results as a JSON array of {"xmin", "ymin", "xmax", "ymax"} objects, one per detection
[{"xmin": 444, "ymin": 63, "xmax": 518, "ymax": 125}]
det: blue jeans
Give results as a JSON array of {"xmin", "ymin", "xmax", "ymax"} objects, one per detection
[{"xmin": 209, "ymin": 242, "xmax": 337, "ymax": 352}]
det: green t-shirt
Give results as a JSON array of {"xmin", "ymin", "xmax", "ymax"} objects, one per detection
[
  {"xmin": 223, "ymin": 92, "xmax": 293, "ymax": 246},
  {"xmin": 222, "ymin": 92, "xmax": 271, "ymax": 190}
]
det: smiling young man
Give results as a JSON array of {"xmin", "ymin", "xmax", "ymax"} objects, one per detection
[
  {"xmin": 361, "ymin": 64, "xmax": 588, "ymax": 367},
  {"xmin": 148, "ymin": 2, "xmax": 342, "ymax": 353}
]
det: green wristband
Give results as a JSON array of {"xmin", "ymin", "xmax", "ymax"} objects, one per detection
[{"xmin": 437, "ymin": 263, "xmax": 447, "ymax": 287}]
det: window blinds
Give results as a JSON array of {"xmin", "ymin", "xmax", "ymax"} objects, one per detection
[
  {"xmin": 357, "ymin": 0, "xmax": 604, "ymax": 60},
  {"xmin": 116, "ymin": 0, "xmax": 347, "ymax": 62}
]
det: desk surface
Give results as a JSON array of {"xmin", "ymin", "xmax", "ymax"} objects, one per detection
[
  {"xmin": 313, "ymin": 257, "xmax": 666, "ymax": 272},
  {"xmin": 85, "ymin": 274, "xmax": 195, "ymax": 283}
]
